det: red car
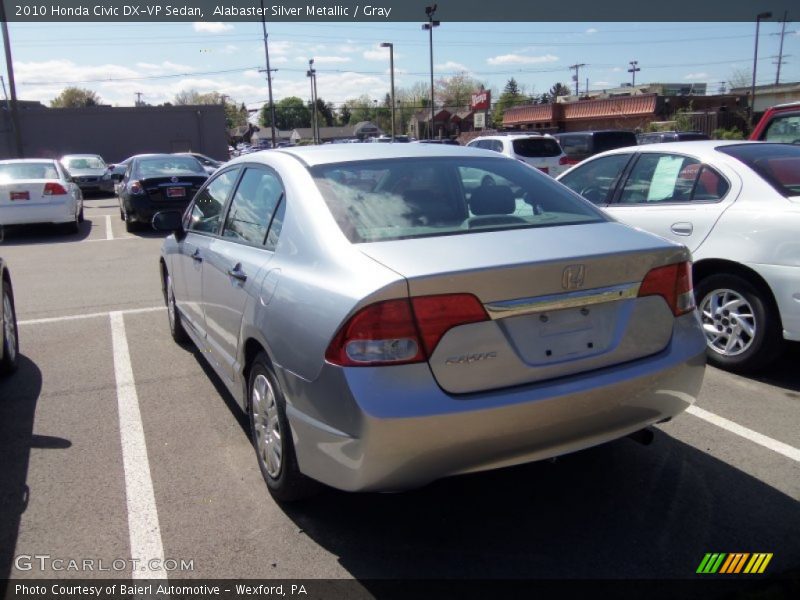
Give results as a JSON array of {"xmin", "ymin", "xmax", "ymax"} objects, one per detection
[{"xmin": 750, "ymin": 101, "xmax": 800, "ymax": 142}]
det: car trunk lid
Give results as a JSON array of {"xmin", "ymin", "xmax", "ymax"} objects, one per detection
[{"xmin": 139, "ymin": 176, "xmax": 206, "ymax": 202}]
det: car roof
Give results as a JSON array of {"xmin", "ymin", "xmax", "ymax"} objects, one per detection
[
  {"xmin": 471, "ymin": 133, "xmax": 555, "ymax": 140},
  {"xmin": 0, "ymin": 158, "xmax": 58, "ymax": 164},
  {"xmin": 581, "ymin": 140, "xmax": 771, "ymax": 160},
  {"xmin": 258, "ymin": 142, "xmax": 502, "ymax": 167},
  {"xmin": 61, "ymin": 154, "xmax": 103, "ymax": 159}
]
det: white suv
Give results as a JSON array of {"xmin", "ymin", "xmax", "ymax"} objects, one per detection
[{"xmin": 467, "ymin": 133, "xmax": 570, "ymax": 177}]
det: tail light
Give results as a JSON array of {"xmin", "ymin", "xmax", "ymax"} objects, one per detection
[
  {"xmin": 559, "ymin": 155, "xmax": 579, "ymax": 165},
  {"xmin": 537, "ymin": 167, "xmax": 550, "ymax": 174},
  {"xmin": 129, "ymin": 180, "xmax": 144, "ymax": 195},
  {"xmin": 43, "ymin": 182, "xmax": 68, "ymax": 195},
  {"xmin": 638, "ymin": 262, "xmax": 695, "ymax": 316},
  {"xmin": 325, "ymin": 294, "xmax": 488, "ymax": 367}
]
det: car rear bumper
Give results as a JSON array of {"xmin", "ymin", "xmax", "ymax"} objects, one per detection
[
  {"xmin": 0, "ymin": 198, "xmax": 76, "ymax": 225},
  {"xmin": 77, "ymin": 180, "xmax": 115, "ymax": 194},
  {"xmin": 281, "ymin": 312, "xmax": 707, "ymax": 492},
  {"xmin": 748, "ymin": 262, "xmax": 800, "ymax": 342},
  {"xmin": 127, "ymin": 196, "xmax": 190, "ymax": 223}
]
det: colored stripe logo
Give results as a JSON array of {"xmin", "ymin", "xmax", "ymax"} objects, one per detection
[{"xmin": 697, "ymin": 553, "xmax": 773, "ymax": 574}]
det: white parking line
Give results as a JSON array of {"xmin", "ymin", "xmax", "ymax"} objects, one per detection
[
  {"xmin": 84, "ymin": 236, "xmax": 137, "ymax": 243},
  {"xmin": 106, "ymin": 214, "xmax": 114, "ymax": 241},
  {"xmin": 687, "ymin": 405, "xmax": 800, "ymax": 463},
  {"xmin": 18, "ymin": 306, "xmax": 164, "ymax": 326},
  {"xmin": 110, "ymin": 311, "xmax": 168, "ymax": 580}
]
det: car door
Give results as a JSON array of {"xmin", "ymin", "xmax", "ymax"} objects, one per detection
[
  {"xmin": 172, "ymin": 167, "xmax": 241, "ymax": 338},
  {"xmin": 605, "ymin": 152, "xmax": 737, "ymax": 253},
  {"xmin": 201, "ymin": 165, "xmax": 286, "ymax": 381}
]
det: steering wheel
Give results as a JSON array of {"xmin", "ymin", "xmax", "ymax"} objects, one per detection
[{"xmin": 579, "ymin": 186, "xmax": 606, "ymax": 204}]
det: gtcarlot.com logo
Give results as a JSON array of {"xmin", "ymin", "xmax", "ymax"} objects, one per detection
[{"xmin": 696, "ymin": 553, "xmax": 773, "ymax": 574}]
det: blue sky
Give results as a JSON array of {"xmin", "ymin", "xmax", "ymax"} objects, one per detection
[{"xmin": 5, "ymin": 20, "xmax": 799, "ymax": 112}]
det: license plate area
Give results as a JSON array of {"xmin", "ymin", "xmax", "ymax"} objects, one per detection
[
  {"xmin": 10, "ymin": 191, "xmax": 30, "ymax": 201},
  {"xmin": 166, "ymin": 187, "xmax": 186, "ymax": 198}
]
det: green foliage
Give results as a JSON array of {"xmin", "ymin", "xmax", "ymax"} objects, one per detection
[
  {"xmin": 50, "ymin": 87, "xmax": 101, "ymax": 108},
  {"xmin": 259, "ymin": 96, "xmax": 311, "ymax": 130},
  {"xmin": 549, "ymin": 82, "xmax": 571, "ymax": 99},
  {"xmin": 493, "ymin": 77, "xmax": 528, "ymax": 128},
  {"xmin": 713, "ymin": 127, "xmax": 745, "ymax": 140}
]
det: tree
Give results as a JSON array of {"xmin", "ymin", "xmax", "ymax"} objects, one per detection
[
  {"xmin": 435, "ymin": 72, "xmax": 484, "ymax": 108},
  {"xmin": 549, "ymin": 82, "xmax": 572, "ymax": 100},
  {"xmin": 493, "ymin": 77, "xmax": 528, "ymax": 128},
  {"xmin": 338, "ymin": 104, "xmax": 352, "ymax": 126},
  {"xmin": 258, "ymin": 96, "xmax": 310, "ymax": 130},
  {"xmin": 50, "ymin": 87, "xmax": 101, "ymax": 108},
  {"xmin": 310, "ymin": 97, "xmax": 335, "ymax": 127}
]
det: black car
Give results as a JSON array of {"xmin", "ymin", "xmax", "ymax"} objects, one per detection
[
  {"xmin": 637, "ymin": 131, "xmax": 710, "ymax": 144},
  {"xmin": 115, "ymin": 154, "xmax": 207, "ymax": 232},
  {"xmin": 554, "ymin": 130, "xmax": 638, "ymax": 165},
  {"xmin": 1, "ymin": 257, "xmax": 18, "ymax": 375}
]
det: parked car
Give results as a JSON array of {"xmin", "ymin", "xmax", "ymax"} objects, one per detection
[
  {"xmin": 0, "ymin": 159, "xmax": 84, "ymax": 233},
  {"xmin": 116, "ymin": 154, "xmax": 207, "ymax": 232},
  {"xmin": 637, "ymin": 131, "xmax": 710, "ymax": 144},
  {"xmin": 750, "ymin": 101, "xmax": 800, "ymax": 142},
  {"xmin": 172, "ymin": 152, "xmax": 224, "ymax": 176},
  {"xmin": 466, "ymin": 133, "xmax": 569, "ymax": 176},
  {"xmin": 554, "ymin": 130, "xmax": 638, "ymax": 165},
  {"xmin": 0, "ymin": 257, "xmax": 18, "ymax": 375},
  {"xmin": 154, "ymin": 143, "xmax": 706, "ymax": 500},
  {"xmin": 415, "ymin": 138, "xmax": 460, "ymax": 145},
  {"xmin": 60, "ymin": 154, "xmax": 115, "ymax": 195},
  {"xmin": 558, "ymin": 141, "xmax": 800, "ymax": 372}
]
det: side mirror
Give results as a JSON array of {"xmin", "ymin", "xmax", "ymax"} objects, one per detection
[
  {"xmin": 110, "ymin": 173, "xmax": 124, "ymax": 182},
  {"xmin": 152, "ymin": 210, "xmax": 185, "ymax": 238}
]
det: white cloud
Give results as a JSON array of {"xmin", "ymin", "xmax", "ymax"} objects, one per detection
[
  {"xmin": 363, "ymin": 48, "xmax": 389, "ymax": 61},
  {"xmin": 220, "ymin": 45, "xmax": 239, "ymax": 55},
  {"xmin": 338, "ymin": 43, "xmax": 363, "ymax": 54},
  {"xmin": 436, "ymin": 61, "xmax": 471, "ymax": 72},
  {"xmin": 192, "ymin": 22, "xmax": 234, "ymax": 33},
  {"xmin": 486, "ymin": 54, "xmax": 558, "ymax": 66},
  {"xmin": 585, "ymin": 28, "xmax": 598, "ymax": 34},
  {"xmin": 593, "ymin": 81, "xmax": 611, "ymax": 87},
  {"xmin": 296, "ymin": 56, "xmax": 351, "ymax": 64},
  {"xmin": 243, "ymin": 70, "xmax": 262, "ymax": 80},
  {"xmin": 611, "ymin": 67, "xmax": 623, "ymax": 72},
  {"xmin": 684, "ymin": 72, "xmax": 708, "ymax": 80},
  {"xmin": 135, "ymin": 61, "xmax": 194, "ymax": 74}
]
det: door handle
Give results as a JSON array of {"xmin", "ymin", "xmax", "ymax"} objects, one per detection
[
  {"xmin": 670, "ymin": 222, "xmax": 693, "ymax": 236},
  {"xmin": 227, "ymin": 263, "xmax": 247, "ymax": 282},
  {"xmin": 191, "ymin": 248, "xmax": 203, "ymax": 262}
]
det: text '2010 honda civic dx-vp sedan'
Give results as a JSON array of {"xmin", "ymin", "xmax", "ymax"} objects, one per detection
[{"xmin": 154, "ymin": 144, "xmax": 706, "ymax": 500}]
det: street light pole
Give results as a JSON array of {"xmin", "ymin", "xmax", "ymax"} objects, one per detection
[
  {"xmin": 380, "ymin": 42, "xmax": 395, "ymax": 140},
  {"xmin": 422, "ymin": 5, "xmax": 439, "ymax": 140},
  {"xmin": 0, "ymin": 2, "xmax": 23, "ymax": 158},
  {"xmin": 750, "ymin": 11, "xmax": 772, "ymax": 129},
  {"xmin": 628, "ymin": 60, "xmax": 640, "ymax": 87},
  {"xmin": 259, "ymin": 0, "xmax": 277, "ymax": 148},
  {"xmin": 307, "ymin": 59, "xmax": 317, "ymax": 144}
]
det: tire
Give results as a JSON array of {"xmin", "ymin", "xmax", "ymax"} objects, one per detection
[
  {"xmin": 78, "ymin": 205, "xmax": 84, "ymax": 223},
  {"xmin": 165, "ymin": 272, "xmax": 189, "ymax": 344},
  {"xmin": 125, "ymin": 215, "xmax": 138, "ymax": 233},
  {"xmin": 248, "ymin": 352, "xmax": 319, "ymax": 502},
  {"xmin": 1, "ymin": 278, "xmax": 19, "ymax": 375},
  {"xmin": 695, "ymin": 273, "xmax": 782, "ymax": 373}
]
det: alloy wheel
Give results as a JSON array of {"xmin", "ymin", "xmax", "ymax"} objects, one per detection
[
  {"xmin": 3, "ymin": 290, "xmax": 17, "ymax": 364},
  {"xmin": 251, "ymin": 373, "xmax": 283, "ymax": 478},
  {"xmin": 700, "ymin": 288, "xmax": 756, "ymax": 357}
]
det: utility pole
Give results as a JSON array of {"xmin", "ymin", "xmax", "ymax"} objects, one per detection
[
  {"xmin": 0, "ymin": 3, "xmax": 23, "ymax": 158},
  {"xmin": 774, "ymin": 11, "xmax": 789, "ymax": 85},
  {"xmin": 135, "ymin": 92, "xmax": 144, "ymax": 106},
  {"xmin": 751, "ymin": 11, "xmax": 772, "ymax": 128},
  {"xmin": 307, "ymin": 59, "xmax": 317, "ymax": 144},
  {"xmin": 569, "ymin": 63, "xmax": 586, "ymax": 97},
  {"xmin": 628, "ymin": 60, "xmax": 640, "ymax": 87},
  {"xmin": 422, "ymin": 4, "xmax": 439, "ymax": 140},
  {"xmin": 260, "ymin": 0, "xmax": 278, "ymax": 148}
]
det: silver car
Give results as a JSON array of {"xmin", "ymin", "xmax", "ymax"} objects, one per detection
[
  {"xmin": 155, "ymin": 144, "xmax": 706, "ymax": 500},
  {"xmin": 61, "ymin": 154, "xmax": 115, "ymax": 195}
]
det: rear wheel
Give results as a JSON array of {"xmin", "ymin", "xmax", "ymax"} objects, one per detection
[
  {"xmin": 78, "ymin": 205, "xmax": 84, "ymax": 223},
  {"xmin": 165, "ymin": 272, "xmax": 189, "ymax": 344},
  {"xmin": 695, "ymin": 273, "xmax": 782, "ymax": 373},
  {"xmin": 1, "ymin": 279, "xmax": 19, "ymax": 374},
  {"xmin": 248, "ymin": 352, "xmax": 319, "ymax": 502}
]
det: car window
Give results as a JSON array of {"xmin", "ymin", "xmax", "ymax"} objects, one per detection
[
  {"xmin": 311, "ymin": 157, "xmax": 605, "ymax": 243},
  {"xmin": 718, "ymin": 143, "xmax": 800, "ymax": 197},
  {"xmin": 559, "ymin": 154, "xmax": 632, "ymax": 205},
  {"xmin": 558, "ymin": 135, "xmax": 591, "ymax": 158},
  {"xmin": 512, "ymin": 138, "xmax": 562, "ymax": 158},
  {"xmin": 136, "ymin": 157, "xmax": 206, "ymax": 178},
  {"xmin": 222, "ymin": 167, "xmax": 284, "ymax": 246},
  {"xmin": 762, "ymin": 113, "xmax": 800, "ymax": 144},
  {"xmin": 188, "ymin": 168, "xmax": 240, "ymax": 234},
  {"xmin": 0, "ymin": 162, "xmax": 60, "ymax": 181},
  {"xmin": 618, "ymin": 154, "xmax": 703, "ymax": 204}
]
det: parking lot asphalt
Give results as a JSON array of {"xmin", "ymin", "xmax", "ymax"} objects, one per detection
[{"xmin": 0, "ymin": 196, "xmax": 798, "ymax": 585}]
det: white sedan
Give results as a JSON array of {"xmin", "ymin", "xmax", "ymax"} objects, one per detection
[
  {"xmin": 558, "ymin": 141, "xmax": 800, "ymax": 373},
  {"xmin": 0, "ymin": 159, "xmax": 84, "ymax": 234}
]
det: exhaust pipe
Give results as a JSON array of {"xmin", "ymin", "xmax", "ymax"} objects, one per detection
[{"xmin": 627, "ymin": 428, "xmax": 655, "ymax": 446}]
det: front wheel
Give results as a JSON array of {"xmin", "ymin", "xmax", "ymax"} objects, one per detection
[
  {"xmin": 695, "ymin": 273, "xmax": 782, "ymax": 373},
  {"xmin": 248, "ymin": 353, "xmax": 319, "ymax": 502},
  {"xmin": 165, "ymin": 272, "xmax": 189, "ymax": 344},
  {"xmin": 1, "ymin": 279, "xmax": 19, "ymax": 375}
]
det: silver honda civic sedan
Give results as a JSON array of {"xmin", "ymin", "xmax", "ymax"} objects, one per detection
[{"xmin": 154, "ymin": 144, "xmax": 706, "ymax": 500}]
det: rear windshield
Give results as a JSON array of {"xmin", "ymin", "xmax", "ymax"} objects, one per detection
[
  {"xmin": 135, "ymin": 157, "xmax": 206, "ymax": 177},
  {"xmin": 65, "ymin": 157, "xmax": 105, "ymax": 170},
  {"xmin": 310, "ymin": 157, "xmax": 605, "ymax": 243},
  {"xmin": 559, "ymin": 132, "xmax": 637, "ymax": 157},
  {"xmin": 593, "ymin": 132, "xmax": 638, "ymax": 153},
  {"xmin": 512, "ymin": 138, "xmax": 562, "ymax": 158},
  {"xmin": 0, "ymin": 162, "xmax": 59, "ymax": 181},
  {"xmin": 718, "ymin": 143, "xmax": 800, "ymax": 197}
]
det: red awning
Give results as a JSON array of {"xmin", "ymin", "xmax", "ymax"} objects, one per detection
[{"xmin": 563, "ymin": 94, "xmax": 658, "ymax": 120}]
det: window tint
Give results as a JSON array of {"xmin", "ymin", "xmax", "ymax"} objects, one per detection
[
  {"xmin": 559, "ymin": 154, "xmax": 631, "ymax": 205},
  {"xmin": 718, "ymin": 143, "xmax": 800, "ymax": 197},
  {"xmin": 135, "ymin": 156, "xmax": 206, "ymax": 177},
  {"xmin": 311, "ymin": 157, "xmax": 605, "ymax": 243},
  {"xmin": 0, "ymin": 161, "xmax": 60, "ymax": 181},
  {"xmin": 762, "ymin": 113, "xmax": 800, "ymax": 143},
  {"xmin": 188, "ymin": 168, "xmax": 239, "ymax": 233},
  {"xmin": 222, "ymin": 167, "xmax": 284, "ymax": 245},
  {"xmin": 619, "ymin": 154, "xmax": 703, "ymax": 204},
  {"xmin": 512, "ymin": 138, "xmax": 562, "ymax": 158}
]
